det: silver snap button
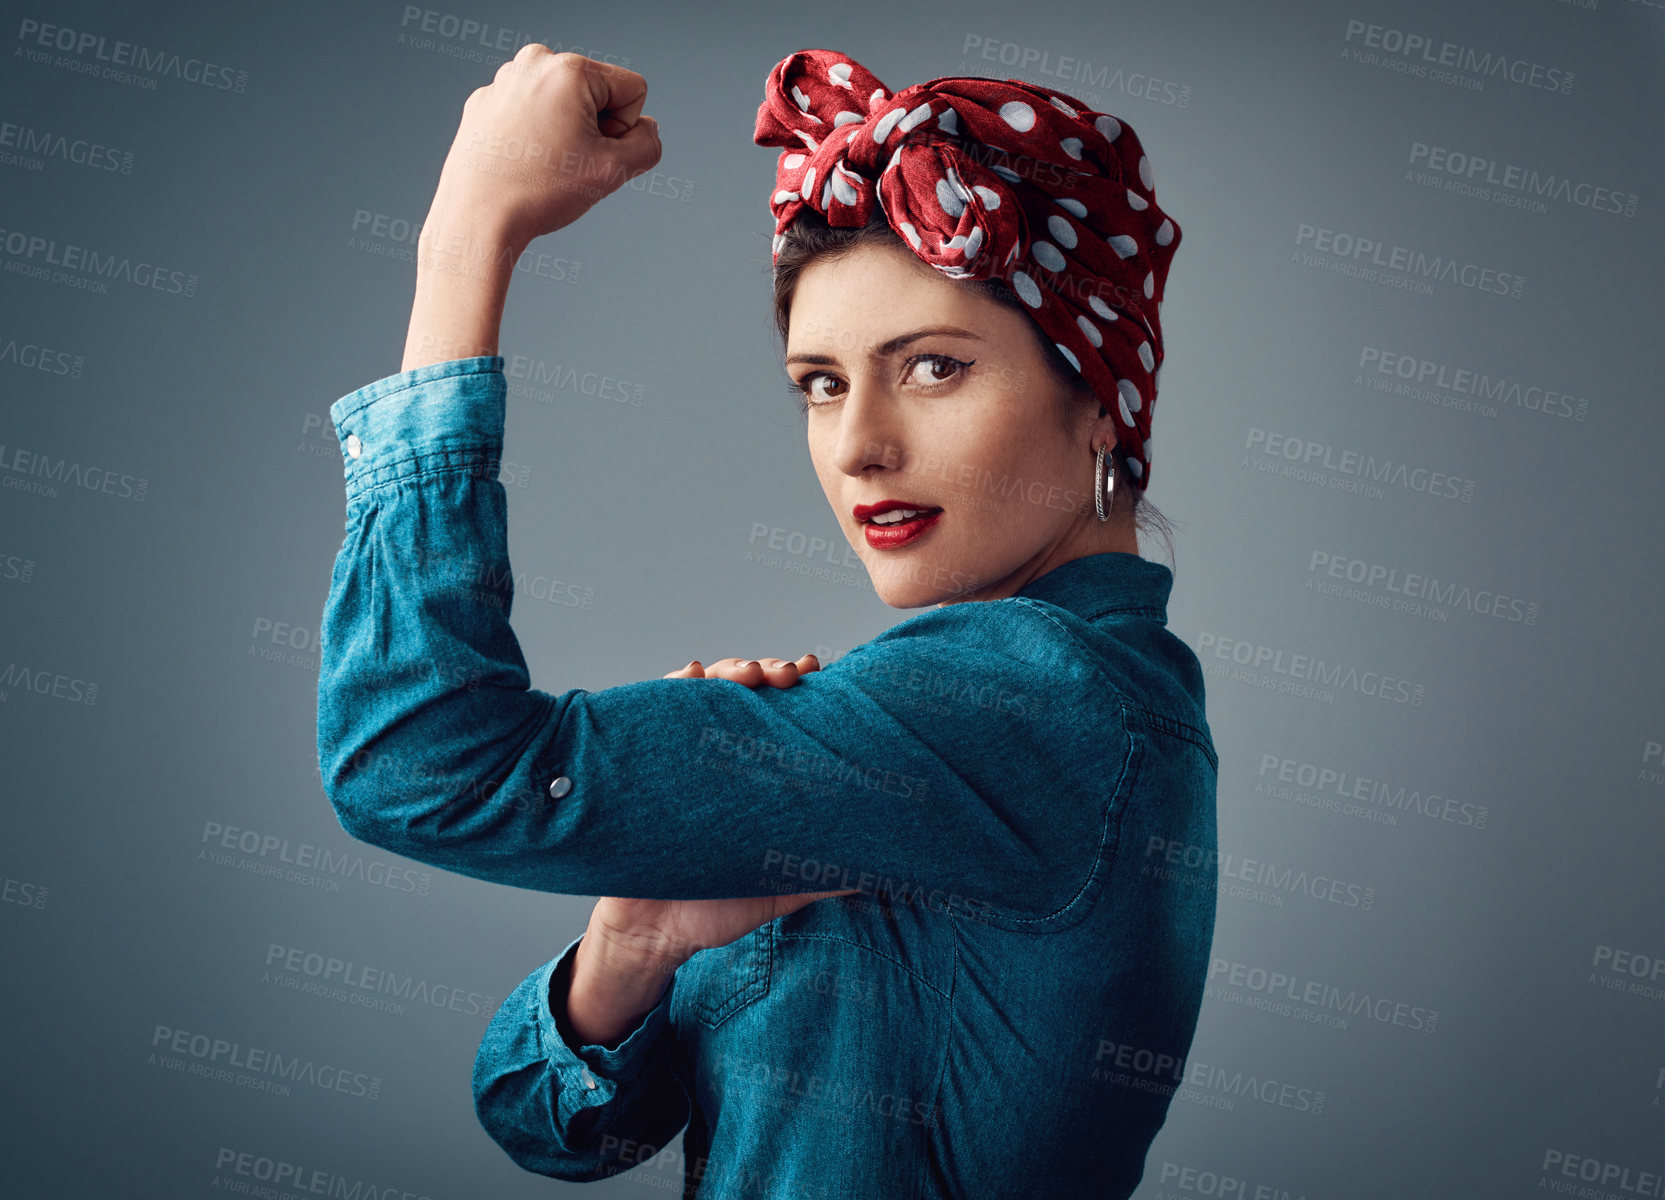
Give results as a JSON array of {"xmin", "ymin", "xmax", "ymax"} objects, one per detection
[
  {"xmin": 547, "ymin": 775, "xmax": 572, "ymax": 800},
  {"xmin": 581, "ymin": 1069, "xmax": 597, "ymax": 1090},
  {"xmin": 345, "ymin": 434, "xmax": 363, "ymax": 459}
]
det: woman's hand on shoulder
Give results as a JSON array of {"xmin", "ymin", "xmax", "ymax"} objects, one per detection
[
  {"xmin": 663, "ymin": 654, "xmax": 821, "ymax": 689},
  {"xmin": 431, "ymin": 44, "xmax": 662, "ymax": 250}
]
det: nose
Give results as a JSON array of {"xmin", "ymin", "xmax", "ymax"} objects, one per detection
[{"xmin": 829, "ymin": 371, "xmax": 908, "ymax": 480}]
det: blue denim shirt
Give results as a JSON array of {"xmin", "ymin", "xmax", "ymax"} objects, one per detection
[{"xmin": 317, "ymin": 355, "xmax": 1220, "ymax": 1198}]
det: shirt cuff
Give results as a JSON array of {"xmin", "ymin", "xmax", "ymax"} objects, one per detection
[
  {"xmin": 536, "ymin": 933, "xmax": 678, "ymax": 1122},
  {"xmin": 328, "ymin": 355, "xmax": 506, "ymax": 501}
]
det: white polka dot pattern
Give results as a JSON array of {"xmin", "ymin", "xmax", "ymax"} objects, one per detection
[
  {"xmin": 936, "ymin": 175, "xmax": 965, "ymax": 218},
  {"xmin": 999, "ymin": 100, "xmax": 1036, "ymax": 131},
  {"xmin": 754, "ymin": 49, "xmax": 1182, "ymax": 489}
]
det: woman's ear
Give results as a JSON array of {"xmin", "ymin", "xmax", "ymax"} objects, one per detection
[{"xmin": 1092, "ymin": 397, "xmax": 1116, "ymax": 448}]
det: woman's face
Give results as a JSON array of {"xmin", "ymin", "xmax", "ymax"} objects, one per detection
[{"xmin": 786, "ymin": 239, "xmax": 1115, "ymax": 608}]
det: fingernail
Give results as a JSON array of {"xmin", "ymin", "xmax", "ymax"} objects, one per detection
[{"xmin": 740, "ymin": 660, "xmax": 756, "ymax": 669}]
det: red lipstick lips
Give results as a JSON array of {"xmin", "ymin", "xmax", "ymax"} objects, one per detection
[{"xmin": 854, "ymin": 499, "xmax": 944, "ymax": 550}]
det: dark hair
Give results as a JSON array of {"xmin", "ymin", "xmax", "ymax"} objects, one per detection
[{"xmin": 768, "ymin": 208, "xmax": 1177, "ymax": 562}]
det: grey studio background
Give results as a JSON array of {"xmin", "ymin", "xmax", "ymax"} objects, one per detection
[{"xmin": 2, "ymin": 0, "xmax": 1661, "ymax": 1195}]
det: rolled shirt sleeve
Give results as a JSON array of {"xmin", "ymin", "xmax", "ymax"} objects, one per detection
[
  {"xmin": 473, "ymin": 933, "xmax": 690, "ymax": 1181},
  {"xmin": 317, "ymin": 356, "xmax": 1124, "ymax": 911}
]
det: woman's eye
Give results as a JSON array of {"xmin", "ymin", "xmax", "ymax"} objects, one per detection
[
  {"xmin": 790, "ymin": 374, "xmax": 846, "ymax": 408},
  {"xmin": 788, "ymin": 355, "xmax": 972, "ymax": 412},
  {"xmin": 906, "ymin": 354, "xmax": 971, "ymax": 388}
]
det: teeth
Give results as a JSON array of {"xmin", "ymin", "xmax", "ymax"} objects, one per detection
[{"xmin": 870, "ymin": 507, "xmax": 930, "ymax": 525}]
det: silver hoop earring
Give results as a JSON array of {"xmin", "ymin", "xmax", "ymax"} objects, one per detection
[{"xmin": 1095, "ymin": 442, "xmax": 1116, "ymax": 522}]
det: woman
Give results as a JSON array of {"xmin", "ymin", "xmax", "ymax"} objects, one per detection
[{"xmin": 317, "ymin": 44, "xmax": 1217, "ymax": 1198}]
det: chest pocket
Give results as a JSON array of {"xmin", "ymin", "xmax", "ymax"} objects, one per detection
[{"xmin": 681, "ymin": 925, "xmax": 772, "ymax": 1029}]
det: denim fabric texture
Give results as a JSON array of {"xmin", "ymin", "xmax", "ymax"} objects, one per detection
[{"xmin": 318, "ymin": 355, "xmax": 1220, "ymax": 1198}]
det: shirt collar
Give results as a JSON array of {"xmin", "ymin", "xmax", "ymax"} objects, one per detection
[{"xmin": 1014, "ymin": 551, "xmax": 1173, "ymax": 624}]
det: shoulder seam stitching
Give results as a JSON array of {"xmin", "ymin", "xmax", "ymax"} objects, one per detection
[{"xmin": 1009, "ymin": 595, "xmax": 1215, "ymax": 756}]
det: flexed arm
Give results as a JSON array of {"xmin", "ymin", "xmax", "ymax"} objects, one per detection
[
  {"xmin": 317, "ymin": 50, "xmax": 1125, "ymax": 912},
  {"xmin": 316, "ymin": 356, "xmax": 1105, "ymax": 906}
]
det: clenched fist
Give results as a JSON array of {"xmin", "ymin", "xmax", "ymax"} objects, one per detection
[{"xmin": 429, "ymin": 44, "xmax": 662, "ymax": 253}]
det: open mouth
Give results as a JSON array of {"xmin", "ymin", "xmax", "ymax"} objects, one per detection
[
  {"xmin": 864, "ymin": 505, "xmax": 942, "ymax": 527},
  {"xmin": 861, "ymin": 507, "xmax": 943, "ymax": 549}
]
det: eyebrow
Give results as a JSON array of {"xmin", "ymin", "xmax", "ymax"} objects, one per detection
[{"xmin": 785, "ymin": 325, "xmax": 985, "ymax": 367}]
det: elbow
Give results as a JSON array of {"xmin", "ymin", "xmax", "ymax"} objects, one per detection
[
  {"xmin": 316, "ymin": 690, "xmax": 543, "ymax": 863},
  {"xmin": 320, "ymin": 766, "xmax": 432, "ymax": 861},
  {"xmin": 319, "ymin": 736, "xmax": 509, "ymax": 870},
  {"xmin": 319, "ymin": 703, "xmax": 397, "ymax": 851},
  {"xmin": 317, "ymin": 682, "xmax": 438, "ymax": 857},
  {"xmin": 317, "ymin": 737, "xmax": 428, "ymax": 859},
  {"xmin": 317, "ymin": 699, "xmax": 458, "ymax": 859},
  {"xmin": 325, "ymin": 784, "xmax": 399, "ymax": 854}
]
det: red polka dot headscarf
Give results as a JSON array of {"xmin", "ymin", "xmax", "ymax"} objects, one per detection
[{"xmin": 754, "ymin": 48, "xmax": 1181, "ymax": 490}]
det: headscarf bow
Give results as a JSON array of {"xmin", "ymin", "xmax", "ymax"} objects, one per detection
[{"xmin": 755, "ymin": 48, "xmax": 1181, "ymax": 489}]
